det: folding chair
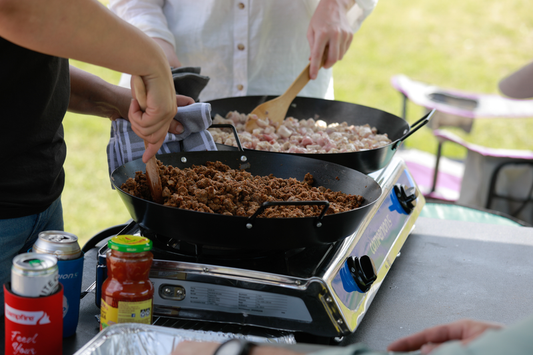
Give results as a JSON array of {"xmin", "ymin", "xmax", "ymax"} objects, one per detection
[{"xmin": 391, "ymin": 74, "xmax": 533, "ymax": 224}]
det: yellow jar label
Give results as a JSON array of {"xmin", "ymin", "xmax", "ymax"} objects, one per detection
[{"xmin": 100, "ymin": 299, "xmax": 152, "ymax": 330}]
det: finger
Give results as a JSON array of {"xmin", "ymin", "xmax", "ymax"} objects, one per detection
[
  {"xmin": 388, "ymin": 321, "xmax": 472, "ymax": 352},
  {"xmin": 388, "ymin": 333, "xmax": 430, "ymax": 352},
  {"xmin": 388, "ymin": 327, "xmax": 448, "ymax": 352},
  {"xmin": 324, "ymin": 37, "xmax": 340, "ymax": 69},
  {"xmin": 142, "ymin": 137, "xmax": 164, "ymax": 163},
  {"xmin": 307, "ymin": 27, "xmax": 316, "ymax": 57},
  {"xmin": 176, "ymin": 95, "xmax": 195, "ymax": 107},
  {"xmin": 339, "ymin": 32, "xmax": 353, "ymax": 61},
  {"xmin": 169, "ymin": 119, "xmax": 184, "ymax": 135},
  {"xmin": 130, "ymin": 118, "xmax": 170, "ymax": 142},
  {"xmin": 309, "ymin": 36, "xmax": 328, "ymax": 80},
  {"xmin": 128, "ymin": 98, "xmax": 142, "ymax": 122}
]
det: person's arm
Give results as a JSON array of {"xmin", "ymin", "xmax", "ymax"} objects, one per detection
[
  {"xmin": 0, "ymin": 0, "xmax": 176, "ymax": 162},
  {"xmin": 307, "ymin": 0, "xmax": 378, "ymax": 79},
  {"xmin": 68, "ymin": 66, "xmax": 193, "ymax": 135},
  {"xmin": 387, "ymin": 319, "xmax": 503, "ymax": 354},
  {"xmin": 68, "ymin": 66, "xmax": 131, "ymax": 121},
  {"xmin": 152, "ymin": 37, "xmax": 181, "ymax": 68}
]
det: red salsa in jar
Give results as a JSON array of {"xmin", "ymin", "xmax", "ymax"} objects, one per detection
[{"xmin": 100, "ymin": 235, "xmax": 153, "ymax": 330}]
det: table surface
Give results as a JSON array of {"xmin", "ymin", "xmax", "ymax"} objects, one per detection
[{"xmin": 4, "ymin": 217, "xmax": 533, "ymax": 354}]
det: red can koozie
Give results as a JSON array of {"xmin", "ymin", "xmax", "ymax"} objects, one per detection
[{"xmin": 4, "ymin": 283, "xmax": 63, "ymax": 355}]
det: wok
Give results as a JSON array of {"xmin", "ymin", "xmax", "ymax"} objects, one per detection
[
  {"xmin": 111, "ymin": 150, "xmax": 382, "ymax": 251},
  {"xmin": 207, "ymin": 96, "xmax": 433, "ymax": 174}
]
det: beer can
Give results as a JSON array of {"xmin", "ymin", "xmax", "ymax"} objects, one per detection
[
  {"xmin": 33, "ymin": 230, "xmax": 82, "ymax": 260},
  {"xmin": 32, "ymin": 230, "xmax": 84, "ymax": 338},
  {"xmin": 11, "ymin": 253, "xmax": 59, "ymax": 297}
]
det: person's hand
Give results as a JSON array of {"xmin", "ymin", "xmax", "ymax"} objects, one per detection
[
  {"xmin": 387, "ymin": 319, "xmax": 504, "ymax": 354},
  {"xmin": 307, "ymin": 0, "xmax": 355, "ymax": 79},
  {"xmin": 129, "ymin": 74, "xmax": 177, "ymax": 163}
]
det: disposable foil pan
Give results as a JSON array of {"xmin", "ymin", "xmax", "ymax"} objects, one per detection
[{"xmin": 74, "ymin": 324, "xmax": 296, "ymax": 355}]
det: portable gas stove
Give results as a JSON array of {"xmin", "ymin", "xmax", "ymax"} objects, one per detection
[{"xmin": 95, "ymin": 156, "xmax": 424, "ymax": 340}]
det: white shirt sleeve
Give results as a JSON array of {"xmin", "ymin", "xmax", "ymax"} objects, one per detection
[
  {"xmin": 349, "ymin": 0, "xmax": 379, "ymax": 32},
  {"xmin": 109, "ymin": 0, "xmax": 176, "ymax": 49}
]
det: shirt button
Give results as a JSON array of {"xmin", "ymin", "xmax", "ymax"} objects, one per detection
[
  {"xmin": 238, "ymin": 2, "xmax": 245, "ymax": 9},
  {"xmin": 237, "ymin": 43, "xmax": 245, "ymax": 51},
  {"xmin": 237, "ymin": 84, "xmax": 244, "ymax": 91}
]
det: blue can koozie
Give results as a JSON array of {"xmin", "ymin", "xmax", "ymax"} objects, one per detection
[
  {"xmin": 32, "ymin": 230, "xmax": 84, "ymax": 338},
  {"xmin": 57, "ymin": 256, "xmax": 84, "ymax": 337}
]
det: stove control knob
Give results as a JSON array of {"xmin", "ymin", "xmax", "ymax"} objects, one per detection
[
  {"xmin": 346, "ymin": 255, "xmax": 377, "ymax": 293},
  {"xmin": 394, "ymin": 184, "xmax": 418, "ymax": 214}
]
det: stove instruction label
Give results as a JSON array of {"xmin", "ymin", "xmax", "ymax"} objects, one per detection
[{"xmin": 153, "ymin": 279, "xmax": 312, "ymax": 322}]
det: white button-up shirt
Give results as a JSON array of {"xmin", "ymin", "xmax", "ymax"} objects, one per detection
[{"xmin": 110, "ymin": 0, "xmax": 377, "ymax": 101}]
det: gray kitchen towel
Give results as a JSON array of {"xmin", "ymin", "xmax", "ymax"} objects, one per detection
[
  {"xmin": 106, "ymin": 102, "xmax": 217, "ymax": 176},
  {"xmin": 171, "ymin": 67, "xmax": 210, "ymax": 102},
  {"xmin": 118, "ymin": 67, "xmax": 210, "ymax": 102}
]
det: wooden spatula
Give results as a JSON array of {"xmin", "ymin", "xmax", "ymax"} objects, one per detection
[
  {"xmin": 131, "ymin": 75, "xmax": 163, "ymax": 204},
  {"xmin": 245, "ymin": 52, "xmax": 327, "ymax": 133}
]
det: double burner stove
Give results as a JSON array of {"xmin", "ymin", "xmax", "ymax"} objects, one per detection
[{"xmin": 95, "ymin": 157, "xmax": 425, "ymax": 340}]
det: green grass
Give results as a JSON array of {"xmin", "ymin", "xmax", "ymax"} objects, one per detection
[{"xmin": 65, "ymin": 0, "xmax": 533, "ymax": 246}]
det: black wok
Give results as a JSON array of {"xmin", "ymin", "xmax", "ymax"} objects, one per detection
[
  {"xmin": 111, "ymin": 150, "xmax": 382, "ymax": 251},
  {"xmin": 207, "ymin": 96, "xmax": 433, "ymax": 174}
]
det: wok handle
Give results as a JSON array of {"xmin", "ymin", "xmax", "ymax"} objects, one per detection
[
  {"xmin": 246, "ymin": 200, "xmax": 330, "ymax": 228},
  {"xmin": 392, "ymin": 109, "xmax": 436, "ymax": 150},
  {"xmin": 210, "ymin": 124, "xmax": 244, "ymax": 151}
]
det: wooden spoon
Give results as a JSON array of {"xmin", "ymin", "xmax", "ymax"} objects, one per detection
[
  {"xmin": 131, "ymin": 75, "xmax": 163, "ymax": 204},
  {"xmin": 245, "ymin": 52, "xmax": 327, "ymax": 133}
]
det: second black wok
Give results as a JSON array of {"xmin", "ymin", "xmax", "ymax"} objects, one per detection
[
  {"xmin": 207, "ymin": 96, "xmax": 433, "ymax": 174},
  {"xmin": 111, "ymin": 150, "xmax": 382, "ymax": 251}
]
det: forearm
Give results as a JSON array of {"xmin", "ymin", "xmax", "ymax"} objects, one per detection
[
  {"xmin": 68, "ymin": 66, "xmax": 131, "ymax": 120},
  {"xmin": 152, "ymin": 37, "xmax": 181, "ymax": 68},
  {"xmin": 0, "ymin": 0, "xmax": 167, "ymax": 79}
]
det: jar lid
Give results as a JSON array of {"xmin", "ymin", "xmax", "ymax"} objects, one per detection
[{"xmin": 108, "ymin": 235, "xmax": 153, "ymax": 253}]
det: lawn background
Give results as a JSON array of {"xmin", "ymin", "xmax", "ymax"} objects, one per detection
[{"xmin": 66, "ymin": 0, "xmax": 533, "ymax": 246}]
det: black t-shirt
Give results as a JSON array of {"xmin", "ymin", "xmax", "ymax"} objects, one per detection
[{"xmin": 0, "ymin": 37, "xmax": 70, "ymax": 219}]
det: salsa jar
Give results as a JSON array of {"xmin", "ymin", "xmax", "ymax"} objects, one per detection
[{"xmin": 100, "ymin": 235, "xmax": 154, "ymax": 330}]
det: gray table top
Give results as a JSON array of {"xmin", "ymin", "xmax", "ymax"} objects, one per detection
[
  {"xmin": 343, "ymin": 217, "xmax": 533, "ymax": 351},
  {"xmin": 52, "ymin": 216, "xmax": 533, "ymax": 354}
]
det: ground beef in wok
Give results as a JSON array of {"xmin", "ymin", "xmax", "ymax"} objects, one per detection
[{"xmin": 120, "ymin": 160, "xmax": 364, "ymax": 218}]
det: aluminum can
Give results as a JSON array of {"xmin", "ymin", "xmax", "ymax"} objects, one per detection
[
  {"xmin": 32, "ymin": 230, "xmax": 82, "ymax": 260},
  {"xmin": 32, "ymin": 230, "xmax": 84, "ymax": 338},
  {"xmin": 11, "ymin": 253, "xmax": 59, "ymax": 297}
]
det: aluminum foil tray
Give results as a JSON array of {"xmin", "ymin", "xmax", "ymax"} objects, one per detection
[{"xmin": 74, "ymin": 323, "xmax": 296, "ymax": 355}]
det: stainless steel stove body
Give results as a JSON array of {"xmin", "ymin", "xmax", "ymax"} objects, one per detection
[{"xmin": 96, "ymin": 157, "xmax": 424, "ymax": 338}]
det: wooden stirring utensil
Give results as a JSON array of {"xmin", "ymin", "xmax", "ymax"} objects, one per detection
[
  {"xmin": 245, "ymin": 52, "xmax": 327, "ymax": 133},
  {"xmin": 131, "ymin": 75, "xmax": 163, "ymax": 204}
]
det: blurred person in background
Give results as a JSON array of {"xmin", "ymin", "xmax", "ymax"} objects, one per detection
[
  {"xmin": 0, "ymin": 0, "xmax": 192, "ymax": 311},
  {"xmin": 109, "ymin": 0, "xmax": 378, "ymax": 101}
]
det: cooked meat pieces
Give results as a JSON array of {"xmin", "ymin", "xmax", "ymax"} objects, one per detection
[
  {"xmin": 209, "ymin": 111, "xmax": 392, "ymax": 153},
  {"xmin": 120, "ymin": 160, "xmax": 364, "ymax": 218}
]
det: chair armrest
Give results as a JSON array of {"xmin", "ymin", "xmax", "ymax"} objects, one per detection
[{"xmin": 433, "ymin": 129, "xmax": 533, "ymax": 159}]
